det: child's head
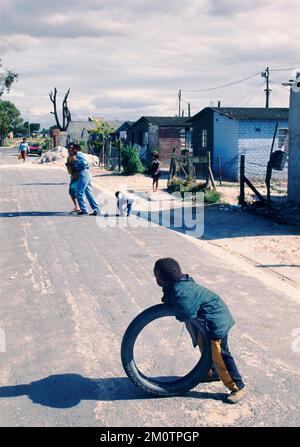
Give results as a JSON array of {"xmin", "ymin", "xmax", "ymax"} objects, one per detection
[
  {"xmin": 68, "ymin": 142, "xmax": 81, "ymax": 155},
  {"xmin": 154, "ymin": 258, "xmax": 182, "ymax": 288},
  {"xmin": 115, "ymin": 191, "xmax": 120, "ymax": 198},
  {"xmin": 154, "ymin": 152, "xmax": 160, "ymax": 160}
]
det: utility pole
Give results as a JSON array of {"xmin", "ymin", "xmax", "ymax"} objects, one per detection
[
  {"xmin": 178, "ymin": 89, "xmax": 182, "ymax": 117},
  {"xmin": 261, "ymin": 67, "xmax": 271, "ymax": 108},
  {"xmin": 188, "ymin": 102, "xmax": 191, "ymax": 117},
  {"xmin": 286, "ymin": 72, "xmax": 300, "ymax": 205}
]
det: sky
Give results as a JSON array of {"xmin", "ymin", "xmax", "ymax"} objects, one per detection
[{"xmin": 0, "ymin": 0, "xmax": 299, "ymax": 128}]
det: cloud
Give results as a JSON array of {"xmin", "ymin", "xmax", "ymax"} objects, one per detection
[
  {"xmin": 206, "ymin": 0, "xmax": 278, "ymax": 16},
  {"xmin": 0, "ymin": 0, "xmax": 298, "ymax": 126}
]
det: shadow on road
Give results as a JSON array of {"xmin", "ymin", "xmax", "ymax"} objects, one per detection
[
  {"xmin": 257, "ymin": 264, "xmax": 300, "ymax": 268},
  {"xmin": 0, "ymin": 374, "xmax": 226, "ymax": 408},
  {"xmin": 0, "ymin": 211, "xmax": 69, "ymax": 218},
  {"xmin": 20, "ymin": 182, "xmax": 68, "ymax": 186},
  {"xmin": 135, "ymin": 204, "xmax": 300, "ymax": 239}
]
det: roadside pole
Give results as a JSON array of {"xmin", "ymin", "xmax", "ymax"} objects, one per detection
[{"xmin": 287, "ymin": 74, "xmax": 300, "ymax": 205}]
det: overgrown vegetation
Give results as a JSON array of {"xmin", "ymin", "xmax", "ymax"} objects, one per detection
[
  {"xmin": 88, "ymin": 119, "xmax": 115, "ymax": 158},
  {"xmin": 203, "ymin": 189, "xmax": 222, "ymax": 204},
  {"xmin": 121, "ymin": 146, "xmax": 144, "ymax": 175},
  {"xmin": 0, "ymin": 100, "xmax": 23, "ymax": 145},
  {"xmin": 167, "ymin": 177, "xmax": 221, "ymax": 203},
  {"xmin": 41, "ymin": 138, "xmax": 52, "ymax": 151},
  {"xmin": 79, "ymin": 140, "xmax": 88, "ymax": 153}
]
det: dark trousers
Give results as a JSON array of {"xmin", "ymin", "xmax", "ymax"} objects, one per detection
[
  {"xmin": 211, "ymin": 336, "xmax": 245, "ymax": 391},
  {"xmin": 186, "ymin": 321, "xmax": 245, "ymax": 392}
]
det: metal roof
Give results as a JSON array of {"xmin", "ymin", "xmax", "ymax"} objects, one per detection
[
  {"xmin": 133, "ymin": 116, "xmax": 191, "ymax": 127},
  {"xmin": 191, "ymin": 107, "xmax": 289, "ymax": 121},
  {"xmin": 115, "ymin": 121, "xmax": 135, "ymax": 133}
]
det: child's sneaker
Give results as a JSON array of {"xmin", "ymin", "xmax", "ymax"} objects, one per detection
[{"xmin": 225, "ymin": 388, "xmax": 246, "ymax": 404}]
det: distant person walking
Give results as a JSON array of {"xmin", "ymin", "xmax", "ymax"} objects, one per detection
[
  {"xmin": 65, "ymin": 150, "xmax": 81, "ymax": 214},
  {"xmin": 68, "ymin": 143, "xmax": 100, "ymax": 216},
  {"xmin": 151, "ymin": 153, "xmax": 161, "ymax": 192},
  {"xmin": 18, "ymin": 138, "xmax": 30, "ymax": 163}
]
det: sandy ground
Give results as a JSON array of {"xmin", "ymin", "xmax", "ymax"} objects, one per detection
[
  {"xmin": 1, "ymin": 147, "xmax": 300, "ymax": 427},
  {"xmin": 30, "ymin": 151, "xmax": 300, "ymax": 288},
  {"xmin": 86, "ymin": 168, "xmax": 300, "ymax": 288}
]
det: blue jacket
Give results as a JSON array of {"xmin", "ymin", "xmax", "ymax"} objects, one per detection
[
  {"xmin": 75, "ymin": 152, "xmax": 90, "ymax": 174},
  {"xmin": 162, "ymin": 275, "xmax": 235, "ymax": 340}
]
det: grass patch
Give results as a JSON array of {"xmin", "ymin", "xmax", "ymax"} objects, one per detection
[
  {"xmin": 167, "ymin": 177, "xmax": 222, "ymax": 203},
  {"xmin": 204, "ymin": 189, "xmax": 222, "ymax": 204}
]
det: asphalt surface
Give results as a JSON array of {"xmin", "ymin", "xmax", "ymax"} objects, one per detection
[{"xmin": 0, "ymin": 146, "xmax": 299, "ymax": 427}]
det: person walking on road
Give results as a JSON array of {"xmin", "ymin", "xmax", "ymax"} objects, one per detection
[
  {"xmin": 68, "ymin": 143, "xmax": 100, "ymax": 216},
  {"xmin": 18, "ymin": 138, "xmax": 30, "ymax": 163},
  {"xmin": 65, "ymin": 150, "xmax": 81, "ymax": 214}
]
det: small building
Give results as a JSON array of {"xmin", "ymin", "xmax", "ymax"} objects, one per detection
[
  {"xmin": 190, "ymin": 107, "xmax": 289, "ymax": 181},
  {"xmin": 115, "ymin": 121, "xmax": 134, "ymax": 142},
  {"xmin": 126, "ymin": 116, "xmax": 192, "ymax": 165},
  {"xmin": 66, "ymin": 120, "xmax": 97, "ymax": 144}
]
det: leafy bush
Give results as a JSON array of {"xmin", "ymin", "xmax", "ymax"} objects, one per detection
[
  {"xmin": 204, "ymin": 189, "xmax": 222, "ymax": 203},
  {"xmin": 167, "ymin": 177, "xmax": 205, "ymax": 194},
  {"xmin": 121, "ymin": 146, "xmax": 144, "ymax": 175},
  {"xmin": 79, "ymin": 140, "xmax": 88, "ymax": 153},
  {"xmin": 167, "ymin": 177, "xmax": 221, "ymax": 203},
  {"xmin": 42, "ymin": 138, "xmax": 52, "ymax": 151}
]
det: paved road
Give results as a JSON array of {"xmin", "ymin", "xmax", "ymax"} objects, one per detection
[{"xmin": 0, "ymin": 147, "xmax": 299, "ymax": 427}]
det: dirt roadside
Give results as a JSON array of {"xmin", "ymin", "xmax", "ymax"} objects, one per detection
[
  {"xmin": 31, "ymin": 157, "xmax": 300, "ymax": 291},
  {"xmin": 90, "ymin": 168, "xmax": 300, "ymax": 289}
]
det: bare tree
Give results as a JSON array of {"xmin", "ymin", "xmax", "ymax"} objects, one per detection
[{"xmin": 49, "ymin": 88, "xmax": 72, "ymax": 131}]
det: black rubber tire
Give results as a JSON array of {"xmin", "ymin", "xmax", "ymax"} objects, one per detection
[{"xmin": 121, "ymin": 304, "xmax": 212, "ymax": 397}]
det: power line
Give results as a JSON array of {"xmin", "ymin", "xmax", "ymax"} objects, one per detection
[
  {"xmin": 269, "ymin": 67, "xmax": 296, "ymax": 72},
  {"xmin": 269, "ymin": 82, "xmax": 287, "ymax": 107},
  {"xmin": 271, "ymin": 81, "xmax": 290, "ymax": 92},
  {"xmin": 182, "ymin": 72, "xmax": 261, "ymax": 93},
  {"xmin": 228, "ymin": 82, "xmax": 265, "ymax": 107},
  {"xmin": 244, "ymin": 86, "xmax": 264, "ymax": 107}
]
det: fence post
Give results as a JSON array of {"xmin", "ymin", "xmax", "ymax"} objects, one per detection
[
  {"xmin": 218, "ymin": 155, "xmax": 222, "ymax": 185},
  {"xmin": 239, "ymin": 155, "xmax": 245, "ymax": 206},
  {"xmin": 118, "ymin": 140, "xmax": 121, "ymax": 172},
  {"xmin": 207, "ymin": 151, "xmax": 216, "ymax": 189}
]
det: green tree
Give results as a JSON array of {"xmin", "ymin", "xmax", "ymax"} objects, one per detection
[
  {"xmin": 0, "ymin": 101, "xmax": 23, "ymax": 143},
  {"xmin": 19, "ymin": 121, "xmax": 30, "ymax": 137},
  {"xmin": 0, "ymin": 59, "xmax": 18, "ymax": 97},
  {"xmin": 0, "ymin": 110, "xmax": 10, "ymax": 145},
  {"xmin": 121, "ymin": 146, "xmax": 144, "ymax": 175},
  {"xmin": 30, "ymin": 123, "xmax": 41, "ymax": 133},
  {"xmin": 88, "ymin": 119, "xmax": 115, "ymax": 164}
]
